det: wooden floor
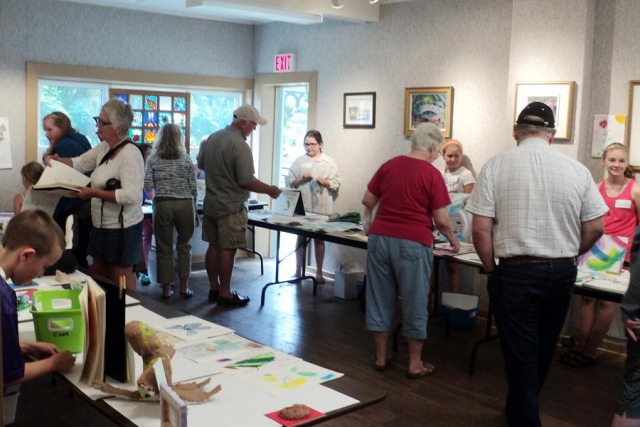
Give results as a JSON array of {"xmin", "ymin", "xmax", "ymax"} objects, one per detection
[{"xmin": 16, "ymin": 257, "xmax": 625, "ymax": 427}]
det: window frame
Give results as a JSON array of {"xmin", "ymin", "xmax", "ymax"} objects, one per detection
[{"xmin": 26, "ymin": 62, "xmax": 253, "ymax": 162}]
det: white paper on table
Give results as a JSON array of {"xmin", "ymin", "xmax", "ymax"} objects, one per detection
[
  {"xmin": 126, "ymin": 305, "xmax": 168, "ymax": 325},
  {"xmin": 156, "ymin": 315, "xmax": 234, "ymax": 342},
  {"xmin": 174, "ymin": 333, "xmax": 265, "ymax": 364},
  {"xmin": 264, "ymin": 383, "xmax": 360, "ymax": 415},
  {"xmin": 234, "ymin": 359, "xmax": 344, "ymax": 396},
  {"xmin": 581, "ymin": 278, "xmax": 629, "ymax": 294}
]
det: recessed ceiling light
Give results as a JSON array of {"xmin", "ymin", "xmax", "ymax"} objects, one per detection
[{"xmin": 331, "ymin": 0, "xmax": 345, "ymax": 9}]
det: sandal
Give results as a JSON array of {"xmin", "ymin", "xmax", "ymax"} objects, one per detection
[
  {"xmin": 373, "ymin": 356, "xmax": 391, "ymax": 371},
  {"xmin": 559, "ymin": 350, "xmax": 581, "ymax": 365},
  {"xmin": 162, "ymin": 289, "xmax": 174, "ymax": 299},
  {"xmin": 407, "ymin": 361, "xmax": 436, "ymax": 379},
  {"xmin": 180, "ymin": 288, "xmax": 194, "ymax": 298},
  {"xmin": 566, "ymin": 353, "xmax": 597, "ymax": 368}
]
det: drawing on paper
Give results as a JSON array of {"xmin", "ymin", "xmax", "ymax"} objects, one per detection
[
  {"xmin": 166, "ymin": 322, "xmax": 212, "ymax": 336},
  {"xmin": 578, "ymin": 234, "xmax": 627, "ymax": 275},
  {"xmin": 177, "ymin": 336, "xmax": 263, "ymax": 364},
  {"xmin": 592, "ymin": 114, "xmax": 626, "ymax": 158},
  {"xmin": 263, "ymin": 366, "xmax": 337, "ymax": 390},
  {"xmin": 225, "ymin": 352, "xmax": 276, "ymax": 369}
]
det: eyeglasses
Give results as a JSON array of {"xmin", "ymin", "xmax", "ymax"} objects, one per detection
[
  {"xmin": 93, "ymin": 116, "xmax": 112, "ymax": 126},
  {"xmin": 304, "ymin": 143, "xmax": 318, "ymax": 147}
]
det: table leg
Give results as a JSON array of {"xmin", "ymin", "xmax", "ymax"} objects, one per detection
[
  {"xmin": 468, "ymin": 301, "xmax": 499, "ymax": 375},
  {"xmin": 260, "ymin": 231, "xmax": 317, "ymax": 306}
]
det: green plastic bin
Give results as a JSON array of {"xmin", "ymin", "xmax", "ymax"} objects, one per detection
[{"xmin": 31, "ymin": 289, "xmax": 85, "ymax": 353}]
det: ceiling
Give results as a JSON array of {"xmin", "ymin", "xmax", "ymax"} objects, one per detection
[{"xmin": 51, "ymin": 0, "xmax": 411, "ymax": 25}]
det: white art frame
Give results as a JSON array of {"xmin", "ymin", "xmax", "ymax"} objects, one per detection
[
  {"xmin": 627, "ymin": 81, "xmax": 640, "ymax": 169},
  {"xmin": 514, "ymin": 81, "xmax": 576, "ymax": 140}
]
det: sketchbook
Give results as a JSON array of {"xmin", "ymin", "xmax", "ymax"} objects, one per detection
[{"xmin": 32, "ymin": 159, "xmax": 91, "ymax": 197}]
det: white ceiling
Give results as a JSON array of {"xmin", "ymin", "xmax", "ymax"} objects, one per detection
[{"xmin": 51, "ymin": 0, "xmax": 411, "ymax": 25}]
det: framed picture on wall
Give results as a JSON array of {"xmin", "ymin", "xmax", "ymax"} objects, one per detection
[
  {"xmin": 627, "ymin": 81, "xmax": 640, "ymax": 169},
  {"xmin": 514, "ymin": 81, "xmax": 575, "ymax": 140},
  {"xmin": 343, "ymin": 92, "xmax": 376, "ymax": 128},
  {"xmin": 404, "ymin": 87, "xmax": 453, "ymax": 137}
]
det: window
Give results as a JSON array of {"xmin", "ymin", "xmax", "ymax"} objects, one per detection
[{"xmin": 38, "ymin": 80, "xmax": 108, "ymax": 160}]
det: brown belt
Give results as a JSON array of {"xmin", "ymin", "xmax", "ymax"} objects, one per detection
[{"xmin": 499, "ymin": 256, "xmax": 576, "ymax": 266}]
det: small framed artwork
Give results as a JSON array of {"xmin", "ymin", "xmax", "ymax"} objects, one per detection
[
  {"xmin": 404, "ymin": 87, "xmax": 453, "ymax": 137},
  {"xmin": 160, "ymin": 383, "xmax": 187, "ymax": 427},
  {"xmin": 343, "ymin": 92, "xmax": 376, "ymax": 128},
  {"xmin": 514, "ymin": 81, "xmax": 576, "ymax": 140},
  {"xmin": 627, "ymin": 81, "xmax": 640, "ymax": 169}
]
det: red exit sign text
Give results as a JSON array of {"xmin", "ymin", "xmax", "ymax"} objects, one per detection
[{"xmin": 274, "ymin": 54, "xmax": 296, "ymax": 73}]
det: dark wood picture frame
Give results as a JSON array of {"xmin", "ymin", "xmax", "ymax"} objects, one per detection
[{"xmin": 343, "ymin": 92, "xmax": 376, "ymax": 129}]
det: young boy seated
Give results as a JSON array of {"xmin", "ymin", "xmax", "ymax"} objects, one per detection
[{"xmin": 1, "ymin": 210, "xmax": 76, "ymax": 386}]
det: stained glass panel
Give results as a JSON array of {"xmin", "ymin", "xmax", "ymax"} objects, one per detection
[
  {"xmin": 144, "ymin": 112, "xmax": 157, "ymax": 127},
  {"xmin": 130, "ymin": 94, "xmax": 143, "ymax": 110},
  {"xmin": 144, "ymin": 129, "xmax": 156, "ymax": 143},
  {"xmin": 159, "ymin": 112, "xmax": 172, "ymax": 127},
  {"xmin": 145, "ymin": 95, "xmax": 158, "ymax": 110},
  {"xmin": 114, "ymin": 93, "xmax": 128, "ymax": 103},
  {"xmin": 173, "ymin": 112, "xmax": 186, "ymax": 127},
  {"xmin": 173, "ymin": 97, "xmax": 186, "ymax": 111},
  {"xmin": 159, "ymin": 96, "xmax": 172, "ymax": 111},
  {"xmin": 132, "ymin": 111, "xmax": 143, "ymax": 127},
  {"xmin": 130, "ymin": 128, "xmax": 142, "ymax": 143}
]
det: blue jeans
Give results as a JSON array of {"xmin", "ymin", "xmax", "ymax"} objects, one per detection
[{"xmin": 488, "ymin": 261, "xmax": 577, "ymax": 427}]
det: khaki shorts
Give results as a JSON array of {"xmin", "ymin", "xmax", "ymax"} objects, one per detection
[{"xmin": 202, "ymin": 209, "xmax": 248, "ymax": 249}]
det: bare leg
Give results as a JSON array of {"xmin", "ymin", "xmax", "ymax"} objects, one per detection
[
  {"xmin": 106, "ymin": 263, "xmax": 136, "ymax": 292},
  {"xmin": 295, "ymin": 236, "xmax": 305, "ymax": 277},
  {"xmin": 314, "ymin": 239, "xmax": 325, "ymax": 282},
  {"xmin": 179, "ymin": 277, "xmax": 189, "ymax": 294},
  {"xmin": 373, "ymin": 331, "xmax": 389, "ymax": 367},
  {"xmin": 582, "ymin": 300, "xmax": 616, "ymax": 359},
  {"xmin": 577, "ymin": 297, "xmax": 597, "ymax": 353},
  {"xmin": 205, "ymin": 244, "xmax": 220, "ymax": 292},
  {"xmin": 218, "ymin": 247, "xmax": 237, "ymax": 299},
  {"xmin": 162, "ymin": 283, "xmax": 172, "ymax": 297},
  {"xmin": 407, "ymin": 338, "xmax": 425, "ymax": 374},
  {"xmin": 445, "ymin": 260, "xmax": 461, "ymax": 293}
]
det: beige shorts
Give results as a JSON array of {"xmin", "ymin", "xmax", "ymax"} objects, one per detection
[{"xmin": 202, "ymin": 209, "xmax": 248, "ymax": 249}]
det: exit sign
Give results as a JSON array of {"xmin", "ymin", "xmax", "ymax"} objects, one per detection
[{"xmin": 274, "ymin": 54, "xmax": 296, "ymax": 73}]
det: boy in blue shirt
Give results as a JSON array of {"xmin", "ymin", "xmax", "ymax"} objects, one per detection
[{"xmin": 2, "ymin": 210, "xmax": 76, "ymax": 386}]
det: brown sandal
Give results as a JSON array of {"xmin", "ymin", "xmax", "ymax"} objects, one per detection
[{"xmin": 407, "ymin": 361, "xmax": 435, "ymax": 379}]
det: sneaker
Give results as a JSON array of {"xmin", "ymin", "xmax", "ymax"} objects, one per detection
[{"xmin": 138, "ymin": 273, "xmax": 151, "ymax": 286}]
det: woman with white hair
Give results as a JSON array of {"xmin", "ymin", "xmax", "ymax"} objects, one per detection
[
  {"xmin": 45, "ymin": 98, "xmax": 144, "ymax": 292},
  {"xmin": 362, "ymin": 122, "xmax": 461, "ymax": 379},
  {"xmin": 144, "ymin": 123, "xmax": 198, "ymax": 299}
]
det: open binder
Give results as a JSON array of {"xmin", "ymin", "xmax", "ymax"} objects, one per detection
[{"xmin": 33, "ymin": 160, "xmax": 91, "ymax": 197}]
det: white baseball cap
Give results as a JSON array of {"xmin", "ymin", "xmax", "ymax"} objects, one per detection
[{"xmin": 233, "ymin": 104, "xmax": 267, "ymax": 126}]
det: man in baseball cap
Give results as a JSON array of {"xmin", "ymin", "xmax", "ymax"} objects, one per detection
[{"xmin": 197, "ymin": 104, "xmax": 281, "ymax": 307}]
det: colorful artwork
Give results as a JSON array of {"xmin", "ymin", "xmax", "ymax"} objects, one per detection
[
  {"xmin": 173, "ymin": 97, "xmax": 187, "ymax": 111},
  {"xmin": 159, "ymin": 96, "xmax": 172, "ymax": 111},
  {"xmin": 225, "ymin": 352, "xmax": 275, "ymax": 369},
  {"xmin": 578, "ymin": 234, "xmax": 627, "ymax": 275},
  {"xmin": 173, "ymin": 113, "xmax": 186, "ymax": 127},
  {"xmin": 404, "ymin": 87, "xmax": 453, "ymax": 137},
  {"xmin": 130, "ymin": 94, "xmax": 143, "ymax": 110},
  {"xmin": 235, "ymin": 360, "xmax": 343, "ymax": 395},
  {"xmin": 132, "ymin": 111, "xmax": 143, "ymax": 127},
  {"xmin": 143, "ymin": 129, "xmax": 156, "ymax": 143},
  {"xmin": 114, "ymin": 93, "xmax": 128, "ymax": 104},
  {"xmin": 592, "ymin": 114, "xmax": 626, "ymax": 158},
  {"xmin": 176, "ymin": 335, "xmax": 263, "ymax": 364},
  {"xmin": 130, "ymin": 128, "xmax": 142, "ymax": 143},
  {"xmin": 157, "ymin": 315, "xmax": 233, "ymax": 342},
  {"xmin": 144, "ymin": 111, "xmax": 157, "ymax": 127},
  {"xmin": 145, "ymin": 95, "xmax": 158, "ymax": 110},
  {"xmin": 159, "ymin": 112, "xmax": 172, "ymax": 126}
]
